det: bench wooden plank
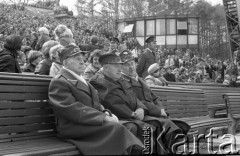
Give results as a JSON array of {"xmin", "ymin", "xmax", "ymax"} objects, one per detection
[
  {"xmin": 0, "ymin": 131, "xmax": 56, "ymax": 140},
  {"xmin": 0, "ymin": 80, "xmax": 50, "ymax": 86},
  {"xmin": 0, "ymin": 85, "xmax": 49, "ymax": 93},
  {"xmin": 0, "ymin": 123, "xmax": 55, "ymax": 134},
  {"xmin": 0, "ymin": 138, "xmax": 77, "ymax": 155},
  {"xmin": 0, "ymin": 93, "xmax": 48, "ymax": 100},
  {"xmin": 0, "ymin": 108, "xmax": 53, "ymax": 117},
  {"xmin": 0, "ymin": 116, "xmax": 55, "ymax": 125},
  {"xmin": 0, "ymin": 102, "xmax": 49, "ymax": 109}
]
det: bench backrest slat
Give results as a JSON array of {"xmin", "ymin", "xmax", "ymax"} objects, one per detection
[
  {"xmin": 0, "ymin": 73, "xmax": 53, "ymax": 142},
  {"xmin": 151, "ymin": 87, "xmax": 207, "ymax": 118},
  {"xmin": 0, "ymin": 85, "xmax": 49, "ymax": 93},
  {"xmin": 223, "ymin": 93, "xmax": 240, "ymax": 117},
  {"xmin": 0, "ymin": 116, "xmax": 55, "ymax": 126},
  {"xmin": 0, "ymin": 102, "xmax": 49, "ymax": 109},
  {"xmin": 0, "ymin": 93, "xmax": 48, "ymax": 100}
]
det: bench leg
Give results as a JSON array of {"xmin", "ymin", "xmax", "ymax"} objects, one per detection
[{"xmin": 228, "ymin": 119, "xmax": 237, "ymax": 135}]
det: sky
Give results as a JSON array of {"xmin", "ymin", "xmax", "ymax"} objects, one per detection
[
  {"xmin": 206, "ymin": 0, "xmax": 223, "ymax": 5},
  {"xmin": 59, "ymin": 0, "xmax": 223, "ymax": 16}
]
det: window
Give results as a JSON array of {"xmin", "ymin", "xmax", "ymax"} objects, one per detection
[
  {"xmin": 146, "ymin": 20, "xmax": 155, "ymax": 36},
  {"xmin": 188, "ymin": 18, "xmax": 198, "ymax": 34},
  {"xmin": 166, "ymin": 19, "xmax": 176, "ymax": 35},
  {"xmin": 166, "ymin": 35, "xmax": 176, "ymax": 45},
  {"xmin": 136, "ymin": 21, "xmax": 145, "ymax": 36},
  {"xmin": 188, "ymin": 35, "xmax": 198, "ymax": 44},
  {"xmin": 156, "ymin": 36, "xmax": 165, "ymax": 45},
  {"xmin": 177, "ymin": 19, "xmax": 187, "ymax": 35},
  {"xmin": 156, "ymin": 19, "xmax": 165, "ymax": 35},
  {"xmin": 177, "ymin": 35, "xmax": 187, "ymax": 45}
]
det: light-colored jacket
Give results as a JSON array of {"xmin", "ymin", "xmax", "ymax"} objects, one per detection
[{"xmin": 49, "ymin": 62, "xmax": 62, "ymax": 77}]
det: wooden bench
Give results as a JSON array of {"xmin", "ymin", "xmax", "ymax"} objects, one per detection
[
  {"xmin": 150, "ymin": 86, "xmax": 232, "ymax": 135},
  {"xmin": 168, "ymin": 82, "xmax": 240, "ymax": 118},
  {"xmin": 223, "ymin": 93, "xmax": 240, "ymax": 135},
  {"xmin": 0, "ymin": 73, "xmax": 79, "ymax": 155}
]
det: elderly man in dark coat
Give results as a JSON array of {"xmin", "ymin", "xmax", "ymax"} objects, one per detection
[
  {"xmin": 0, "ymin": 34, "xmax": 22, "ymax": 73},
  {"xmin": 48, "ymin": 44, "xmax": 143, "ymax": 155},
  {"xmin": 119, "ymin": 50, "xmax": 190, "ymax": 138},
  {"xmin": 90, "ymin": 53, "xmax": 184, "ymax": 154},
  {"xmin": 136, "ymin": 36, "xmax": 159, "ymax": 79}
]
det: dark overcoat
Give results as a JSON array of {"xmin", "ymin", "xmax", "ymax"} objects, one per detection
[
  {"xmin": 35, "ymin": 58, "xmax": 52, "ymax": 75},
  {"xmin": 121, "ymin": 74, "xmax": 190, "ymax": 135},
  {"xmin": 136, "ymin": 48, "xmax": 158, "ymax": 79},
  {"xmin": 90, "ymin": 74, "xmax": 183, "ymax": 154},
  {"xmin": 0, "ymin": 48, "xmax": 21, "ymax": 73},
  {"xmin": 48, "ymin": 68, "xmax": 143, "ymax": 155}
]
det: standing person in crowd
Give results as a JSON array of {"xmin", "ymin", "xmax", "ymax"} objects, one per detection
[
  {"xmin": 109, "ymin": 37, "xmax": 119, "ymax": 53},
  {"xmin": 35, "ymin": 27, "xmax": 50, "ymax": 51},
  {"xmin": 83, "ymin": 49, "xmax": 101, "ymax": 81},
  {"xmin": 35, "ymin": 40, "xmax": 58, "ymax": 75},
  {"xmin": 165, "ymin": 55, "xmax": 175, "ymax": 68},
  {"xmin": 145, "ymin": 63, "xmax": 168, "ymax": 86},
  {"xmin": 30, "ymin": 32, "xmax": 38, "ymax": 50},
  {"xmin": 137, "ymin": 36, "xmax": 159, "ymax": 79},
  {"xmin": 0, "ymin": 34, "xmax": 22, "ymax": 73},
  {"xmin": 49, "ymin": 44, "xmax": 63, "ymax": 77},
  {"xmin": 23, "ymin": 50, "xmax": 42, "ymax": 72},
  {"xmin": 54, "ymin": 24, "xmax": 75, "ymax": 46},
  {"xmin": 48, "ymin": 44, "xmax": 143, "ymax": 155}
]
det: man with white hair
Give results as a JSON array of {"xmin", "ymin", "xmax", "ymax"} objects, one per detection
[
  {"xmin": 35, "ymin": 27, "xmax": 50, "ymax": 51},
  {"xmin": 48, "ymin": 44, "xmax": 143, "ymax": 155}
]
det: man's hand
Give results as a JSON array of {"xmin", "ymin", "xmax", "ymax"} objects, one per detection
[
  {"xmin": 161, "ymin": 109, "xmax": 167, "ymax": 117},
  {"xmin": 135, "ymin": 108, "xmax": 144, "ymax": 120},
  {"xmin": 104, "ymin": 114, "xmax": 119, "ymax": 123}
]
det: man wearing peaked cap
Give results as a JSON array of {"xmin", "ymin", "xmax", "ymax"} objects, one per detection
[
  {"xmin": 59, "ymin": 44, "xmax": 86, "ymax": 63},
  {"xmin": 48, "ymin": 44, "xmax": 143, "ymax": 155},
  {"xmin": 98, "ymin": 53, "xmax": 123, "ymax": 66},
  {"xmin": 120, "ymin": 51, "xmax": 190, "ymax": 154},
  {"xmin": 145, "ymin": 36, "xmax": 156, "ymax": 44},
  {"xmin": 136, "ymin": 35, "xmax": 159, "ymax": 79},
  {"xmin": 91, "ymin": 48, "xmax": 189, "ymax": 155}
]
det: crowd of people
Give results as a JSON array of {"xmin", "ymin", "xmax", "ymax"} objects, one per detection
[
  {"xmin": 0, "ymin": 3, "xmax": 240, "ymax": 155},
  {"xmin": 1, "ymin": 3, "xmax": 239, "ymax": 87}
]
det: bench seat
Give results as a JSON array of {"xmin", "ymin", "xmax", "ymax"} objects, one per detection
[
  {"xmin": 0, "ymin": 137, "xmax": 78, "ymax": 156},
  {"xmin": 151, "ymin": 86, "xmax": 232, "ymax": 135}
]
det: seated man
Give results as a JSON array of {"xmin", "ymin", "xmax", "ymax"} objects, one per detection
[
  {"xmin": 119, "ymin": 50, "xmax": 190, "ymax": 134},
  {"xmin": 48, "ymin": 44, "xmax": 143, "ymax": 155},
  {"xmin": 90, "ymin": 53, "xmax": 185, "ymax": 154}
]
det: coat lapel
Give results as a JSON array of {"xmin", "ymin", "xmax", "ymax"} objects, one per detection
[{"xmin": 60, "ymin": 68, "xmax": 91, "ymax": 95}]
